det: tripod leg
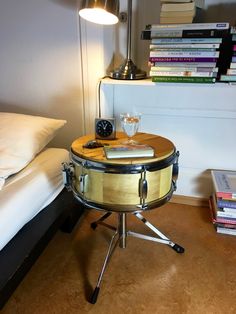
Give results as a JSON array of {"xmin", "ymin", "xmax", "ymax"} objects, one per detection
[
  {"xmin": 90, "ymin": 230, "xmax": 119, "ymax": 304},
  {"xmin": 91, "ymin": 212, "xmax": 112, "ymax": 230},
  {"xmin": 134, "ymin": 212, "xmax": 184, "ymax": 253}
]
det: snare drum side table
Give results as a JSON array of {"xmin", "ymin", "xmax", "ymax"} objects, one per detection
[{"xmin": 63, "ymin": 132, "xmax": 184, "ymax": 304}]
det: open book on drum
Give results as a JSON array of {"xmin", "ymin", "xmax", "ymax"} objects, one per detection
[{"xmin": 104, "ymin": 144, "xmax": 155, "ymax": 159}]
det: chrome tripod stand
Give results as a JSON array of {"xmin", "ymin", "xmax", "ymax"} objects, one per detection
[{"xmin": 90, "ymin": 211, "xmax": 184, "ymax": 304}]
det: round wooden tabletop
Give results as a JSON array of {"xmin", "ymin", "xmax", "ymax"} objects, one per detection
[{"xmin": 71, "ymin": 132, "xmax": 175, "ymax": 165}]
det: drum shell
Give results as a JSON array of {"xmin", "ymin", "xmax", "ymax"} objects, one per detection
[{"xmin": 72, "ymin": 160, "xmax": 173, "ymax": 211}]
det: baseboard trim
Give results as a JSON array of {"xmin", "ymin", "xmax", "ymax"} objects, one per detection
[{"xmin": 171, "ymin": 194, "xmax": 209, "ymax": 207}]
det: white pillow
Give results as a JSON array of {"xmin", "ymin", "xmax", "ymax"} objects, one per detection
[{"xmin": 0, "ymin": 112, "xmax": 66, "ymax": 188}]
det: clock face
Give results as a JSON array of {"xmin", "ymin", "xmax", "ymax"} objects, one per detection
[{"xmin": 95, "ymin": 119, "xmax": 115, "ymax": 139}]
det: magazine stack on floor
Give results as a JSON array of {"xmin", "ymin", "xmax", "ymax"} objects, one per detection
[
  {"xmin": 219, "ymin": 26, "xmax": 236, "ymax": 83},
  {"xmin": 209, "ymin": 170, "xmax": 236, "ymax": 236},
  {"xmin": 159, "ymin": 0, "xmax": 196, "ymax": 24},
  {"xmin": 141, "ymin": 22, "xmax": 230, "ymax": 83}
]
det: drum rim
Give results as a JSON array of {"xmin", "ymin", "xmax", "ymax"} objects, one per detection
[{"xmin": 70, "ymin": 149, "xmax": 177, "ymax": 174}]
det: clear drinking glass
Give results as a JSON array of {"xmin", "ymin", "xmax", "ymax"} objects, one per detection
[{"xmin": 120, "ymin": 112, "xmax": 141, "ymax": 145}]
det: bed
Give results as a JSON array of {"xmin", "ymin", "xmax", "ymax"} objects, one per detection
[{"xmin": 0, "ymin": 112, "xmax": 83, "ymax": 309}]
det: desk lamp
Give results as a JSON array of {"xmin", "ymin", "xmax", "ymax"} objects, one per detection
[{"xmin": 79, "ymin": 0, "xmax": 147, "ymax": 80}]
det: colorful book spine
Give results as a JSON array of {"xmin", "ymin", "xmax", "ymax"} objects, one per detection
[
  {"xmin": 217, "ymin": 199, "xmax": 236, "ymax": 209},
  {"xmin": 149, "ymin": 51, "xmax": 220, "ymax": 58},
  {"xmin": 149, "ymin": 61, "xmax": 217, "ymax": 68},
  {"xmin": 149, "ymin": 57, "xmax": 218, "ymax": 63},
  {"xmin": 152, "ymin": 76, "xmax": 216, "ymax": 83},
  {"xmin": 150, "ymin": 43, "xmax": 220, "ymax": 49},
  {"xmin": 220, "ymin": 75, "xmax": 236, "ymax": 82},
  {"xmin": 149, "ymin": 71, "xmax": 217, "ymax": 77},
  {"xmin": 209, "ymin": 196, "xmax": 236, "ymax": 225},
  {"xmin": 150, "ymin": 66, "xmax": 218, "ymax": 72},
  {"xmin": 148, "ymin": 23, "xmax": 229, "ymax": 31},
  {"xmin": 226, "ymin": 69, "xmax": 236, "ymax": 75},
  {"xmin": 141, "ymin": 29, "xmax": 229, "ymax": 40},
  {"xmin": 216, "ymin": 227, "xmax": 236, "ymax": 236},
  {"xmin": 151, "ymin": 38, "xmax": 223, "ymax": 44}
]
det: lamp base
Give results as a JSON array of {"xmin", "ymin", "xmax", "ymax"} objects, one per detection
[{"xmin": 110, "ymin": 59, "xmax": 147, "ymax": 80}]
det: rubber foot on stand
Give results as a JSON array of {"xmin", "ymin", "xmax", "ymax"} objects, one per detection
[
  {"xmin": 172, "ymin": 244, "xmax": 185, "ymax": 253},
  {"xmin": 91, "ymin": 222, "xmax": 97, "ymax": 230},
  {"xmin": 90, "ymin": 287, "xmax": 100, "ymax": 304}
]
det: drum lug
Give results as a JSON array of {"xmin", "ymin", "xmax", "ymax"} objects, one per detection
[
  {"xmin": 139, "ymin": 178, "xmax": 148, "ymax": 199},
  {"xmin": 62, "ymin": 162, "xmax": 74, "ymax": 191},
  {"xmin": 79, "ymin": 174, "xmax": 88, "ymax": 194},
  {"xmin": 139, "ymin": 169, "xmax": 148, "ymax": 208}
]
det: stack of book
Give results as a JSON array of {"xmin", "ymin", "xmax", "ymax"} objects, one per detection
[
  {"xmin": 209, "ymin": 170, "xmax": 236, "ymax": 236},
  {"xmin": 220, "ymin": 26, "xmax": 236, "ymax": 83},
  {"xmin": 141, "ymin": 22, "xmax": 230, "ymax": 83},
  {"xmin": 159, "ymin": 0, "xmax": 196, "ymax": 24}
]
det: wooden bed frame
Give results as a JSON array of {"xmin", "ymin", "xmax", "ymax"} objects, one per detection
[{"xmin": 0, "ymin": 188, "xmax": 83, "ymax": 309}]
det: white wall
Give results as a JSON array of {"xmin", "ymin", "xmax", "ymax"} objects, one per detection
[
  {"xmin": 0, "ymin": 0, "xmax": 84, "ymax": 149},
  {"xmin": 202, "ymin": 0, "xmax": 236, "ymax": 25}
]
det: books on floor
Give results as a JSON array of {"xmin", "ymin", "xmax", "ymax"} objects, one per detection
[
  {"xmin": 210, "ymin": 170, "xmax": 236, "ymax": 236},
  {"xmin": 141, "ymin": 22, "xmax": 230, "ymax": 84},
  {"xmin": 104, "ymin": 144, "xmax": 154, "ymax": 159},
  {"xmin": 219, "ymin": 26, "xmax": 236, "ymax": 83},
  {"xmin": 159, "ymin": 1, "xmax": 196, "ymax": 24}
]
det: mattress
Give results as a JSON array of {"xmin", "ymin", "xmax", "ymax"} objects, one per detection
[{"xmin": 0, "ymin": 148, "xmax": 69, "ymax": 251}]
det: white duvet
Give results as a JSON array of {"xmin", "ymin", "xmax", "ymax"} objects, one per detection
[{"xmin": 0, "ymin": 148, "xmax": 69, "ymax": 251}]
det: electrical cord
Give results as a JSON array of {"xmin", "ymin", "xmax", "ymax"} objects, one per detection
[{"xmin": 97, "ymin": 76, "xmax": 110, "ymax": 118}]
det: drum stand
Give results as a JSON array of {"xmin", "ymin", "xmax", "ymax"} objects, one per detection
[{"xmin": 89, "ymin": 211, "xmax": 184, "ymax": 304}]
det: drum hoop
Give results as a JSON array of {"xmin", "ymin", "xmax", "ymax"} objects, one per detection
[
  {"xmin": 71, "ymin": 182, "xmax": 175, "ymax": 213},
  {"xmin": 70, "ymin": 149, "xmax": 177, "ymax": 174}
]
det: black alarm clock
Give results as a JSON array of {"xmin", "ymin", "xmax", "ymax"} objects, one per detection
[{"xmin": 95, "ymin": 118, "xmax": 116, "ymax": 140}]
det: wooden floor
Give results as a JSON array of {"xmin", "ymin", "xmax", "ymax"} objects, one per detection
[{"xmin": 2, "ymin": 202, "xmax": 236, "ymax": 314}]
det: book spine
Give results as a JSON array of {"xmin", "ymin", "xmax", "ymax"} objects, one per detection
[
  {"xmin": 149, "ymin": 51, "xmax": 219, "ymax": 58},
  {"xmin": 149, "ymin": 61, "xmax": 217, "ymax": 68},
  {"xmin": 220, "ymin": 75, "xmax": 236, "ymax": 81},
  {"xmin": 216, "ymin": 191, "xmax": 236, "ymax": 199},
  {"xmin": 217, "ymin": 211, "xmax": 236, "ymax": 219},
  {"xmin": 149, "ymin": 71, "xmax": 216, "ymax": 77},
  {"xmin": 226, "ymin": 69, "xmax": 236, "ymax": 75},
  {"xmin": 152, "ymin": 76, "xmax": 216, "ymax": 83},
  {"xmin": 160, "ymin": 2, "xmax": 197, "ymax": 12},
  {"xmin": 217, "ymin": 227, "xmax": 236, "ymax": 235},
  {"xmin": 217, "ymin": 199, "xmax": 236, "ymax": 209},
  {"xmin": 141, "ymin": 30, "xmax": 228, "ymax": 40},
  {"xmin": 150, "ymin": 43, "xmax": 220, "ymax": 49},
  {"xmin": 148, "ymin": 23, "xmax": 229, "ymax": 31},
  {"xmin": 149, "ymin": 57, "xmax": 218, "ymax": 62},
  {"xmin": 150, "ymin": 38, "xmax": 223, "ymax": 44},
  {"xmin": 150, "ymin": 66, "xmax": 218, "ymax": 72},
  {"xmin": 209, "ymin": 196, "xmax": 236, "ymax": 225}
]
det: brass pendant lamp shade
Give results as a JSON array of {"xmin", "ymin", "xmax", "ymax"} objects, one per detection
[{"xmin": 79, "ymin": 0, "xmax": 119, "ymax": 25}]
